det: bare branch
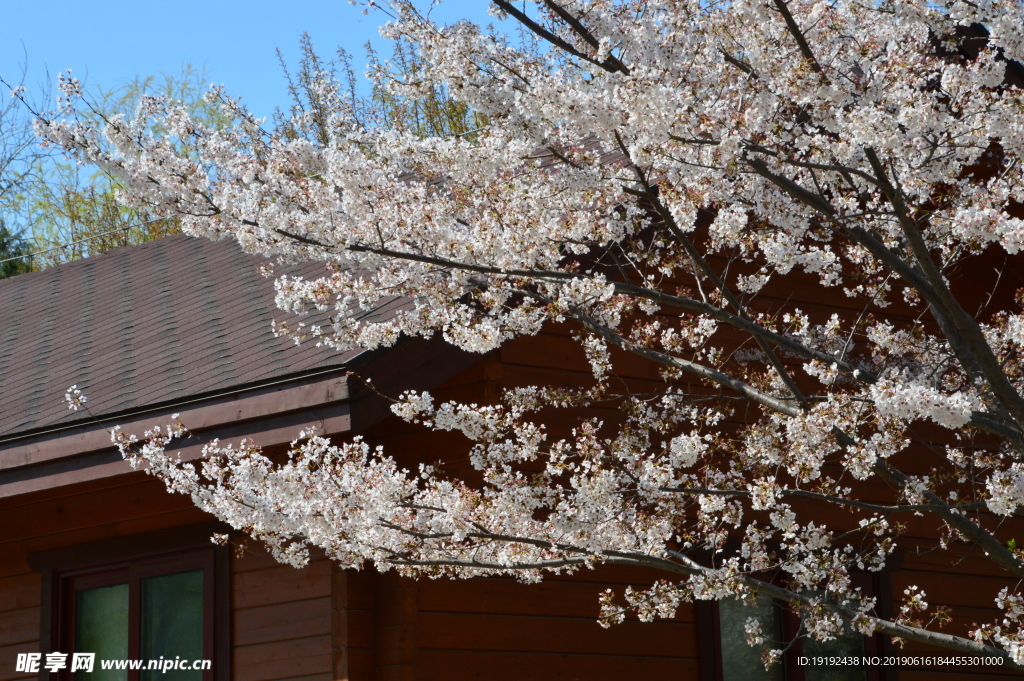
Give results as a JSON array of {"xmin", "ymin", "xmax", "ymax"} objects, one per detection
[
  {"xmin": 492, "ymin": 0, "xmax": 628, "ymax": 75},
  {"xmin": 864, "ymin": 147, "xmax": 1024, "ymax": 430},
  {"xmin": 770, "ymin": 0, "xmax": 829, "ymax": 80},
  {"xmin": 541, "ymin": 0, "xmax": 631, "ymax": 74}
]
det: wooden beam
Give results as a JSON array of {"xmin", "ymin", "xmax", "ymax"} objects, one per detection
[
  {"xmin": 0, "ymin": 371, "xmax": 350, "ymax": 472},
  {"xmin": 332, "ymin": 565, "xmax": 350, "ymax": 681},
  {"xmin": 0, "ymin": 402, "xmax": 351, "ymax": 499},
  {"xmin": 375, "ymin": 572, "xmax": 418, "ymax": 681}
]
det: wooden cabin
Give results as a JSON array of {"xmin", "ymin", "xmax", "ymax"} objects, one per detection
[{"xmin": 0, "ymin": 234, "xmax": 1019, "ymax": 681}]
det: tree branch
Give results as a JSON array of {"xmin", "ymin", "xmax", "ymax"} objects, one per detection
[
  {"xmin": 541, "ymin": 0, "xmax": 630, "ymax": 75},
  {"xmin": 770, "ymin": 0, "xmax": 829, "ymax": 80},
  {"xmin": 492, "ymin": 0, "xmax": 627, "ymax": 75},
  {"xmin": 720, "ymin": 50, "xmax": 757, "ymax": 77},
  {"xmin": 614, "ymin": 281, "xmax": 874, "ymax": 380},
  {"xmin": 661, "ymin": 485, "xmax": 989, "ymax": 515},
  {"xmin": 620, "ymin": 136, "xmax": 811, "ymax": 410},
  {"xmin": 871, "ymin": 458, "xmax": 1024, "ymax": 578},
  {"xmin": 864, "ymin": 147, "xmax": 1024, "ymax": 430},
  {"xmin": 278, "ymin": 220, "xmax": 1024, "ymax": 449},
  {"xmin": 560, "ymin": 299, "xmax": 803, "ymax": 417},
  {"xmin": 385, "ymin": 525, "xmax": 1022, "ymax": 669}
]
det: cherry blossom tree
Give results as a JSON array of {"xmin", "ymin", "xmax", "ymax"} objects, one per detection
[{"xmin": 40, "ymin": 0, "xmax": 1024, "ymax": 668}]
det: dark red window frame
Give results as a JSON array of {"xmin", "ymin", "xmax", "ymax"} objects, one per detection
[
  {"xmin": 54, "ymin": 549, "xmax": 216, "ymax": 681},
  {"xmin": 30, "ymin": 524, "xmax": 231, "ymax": 681}
]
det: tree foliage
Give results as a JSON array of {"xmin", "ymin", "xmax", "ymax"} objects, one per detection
[
  {"xmin": 275, "ymin": 33, "xmax": 486, "ymax": 145},
  {"xmin": 0, "ymin": 60, "xmax": 50, "ymax": 272},
  {"xmin": 0, "ymin": 221, "xmax": 32, "ymax": 278},
  {"xmin": 18, "ymin": 66, "xmax": 230, "ymax": 268},
  {"xmin": 43, "ymin": 0, "xmax": 1024, "ymax": 669}
]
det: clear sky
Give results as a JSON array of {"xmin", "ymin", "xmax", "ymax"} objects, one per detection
[{"xmin": 1, "ymin": 0, "xmax": 496, "ymax": 120}]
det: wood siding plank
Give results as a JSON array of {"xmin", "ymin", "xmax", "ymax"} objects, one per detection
[
  {"xmin": 0, "ymin": 607, "xmax": 40, "ymax": 647},
  {"xmin": 233, "ymin": 561, "xmax": 331, "ymax": 610},
  {"xmin": 418, "ymin": 577, "xmax": 693, "ymax": 622},
  {"xmin": 418, "ymin": 612, "xmax": 697, "ymax": 658},
  {"xmin": 233, "ymin": 598, "xmax": 331, "ymax": 647},
  {"xmin": 0, "ymin": 640, "xmax": 41, "ymax": 681},
  {"xmin": 418, "ymin": 650, "xmax": 698, "ymax": 681},
  {"xmin": 0, "ymin": 574, "xmax": 39, "ymax": 614},
  {"xmin": 233, "ymin": 636, "xmax": 332, "ymax": 681}
]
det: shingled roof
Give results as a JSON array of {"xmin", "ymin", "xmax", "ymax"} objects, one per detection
[{"xmin": 0, "ymin": 234, "xmax": 392, "ymax": 441}]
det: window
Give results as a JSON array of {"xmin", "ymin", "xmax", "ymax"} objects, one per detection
[
  {"xmin": 717, "ymin": 592, "xmax": 786, "ymax": 681},
  {"xmin": 30, "ymin": 525, "xmax": 230, "ymax": 681},
  {"xmin": 699, "ymin": 575, "xmax": 889, "ymax": 681},
  {"xmin": 55, "ymin": 551, "xmax": 214, "ymax": 681}
]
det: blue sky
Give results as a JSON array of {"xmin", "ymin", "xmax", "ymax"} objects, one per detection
[{"xmin": 2, "ymin": 0, "xmax": 496, "ymax": 120}]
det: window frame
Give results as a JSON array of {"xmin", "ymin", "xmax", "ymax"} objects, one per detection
[
  {"xmin": 29, "ymin": 524, "xmax": 231, "ymax": 681},
  {"xmin": 56, "ymin": 549, "xmax": 215, "ymax": 681},
  {"xmin": 698, "ymin": 570, "xmax": 895, "ymax": 681}
]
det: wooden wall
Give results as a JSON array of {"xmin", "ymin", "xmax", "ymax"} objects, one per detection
[
  {"xmin": 414, "ymin": 570, "xmax": 696, "ymax": 681},
  {"xmin": 0, "ymin": 474, "xmax": 339, "ymax": 681},
  {"xmin": 0, "ymin": 570, "xmax": 39, "ymax": 681},
  {"xmin": 336, "ymin": 566, "xmax": 697, "ymax": 681},
  {"xmin": 231, "ymin": 552, "xmax": 333, "ymax": 681},
  {"xmin": 0, "ymin": 473, "xmax": 208, "ymax": 681}
]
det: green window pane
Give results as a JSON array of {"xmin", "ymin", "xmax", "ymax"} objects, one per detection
[
  {"xmin": 803, "ymin": 622, "xmax": 866, "ymax": 681},
  {"xmin": 800, "ymin": 588, "xmax": 866, "ymax": 681},
  {"xmin": 140, "ymin": 569, "xmax": 204, "ymax": 681},
  {"xmin": 719, "ymin": 594, "xmax": 785, "ymax": 681},
  {"xmin": 76, "ymin": 583, "xmax": 129, "ymax": 681}
]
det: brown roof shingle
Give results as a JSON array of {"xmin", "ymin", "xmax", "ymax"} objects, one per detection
[{"xmin": 0, "ymin": 234, "xmax": 365, "ymax": 440}]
